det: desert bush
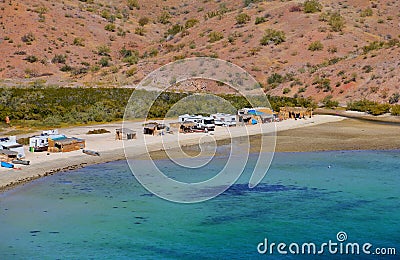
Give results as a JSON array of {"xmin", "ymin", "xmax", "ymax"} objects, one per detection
[
  {"xmin": 369, "ymin": 103, "xmax": 391, "ymax": 115},
  {"xmin": 391, "ymin": 105, "xmax": 400, "ymax": 116},
  {"xmin": 208, "ymin": 31, "xmax": 224, "ymax": 43},
  {"xmin": 313, "ymin": 76, "xmax": 331, "ymax": 92},
  {"xmin": 158, "ymin": 12, "xmax": 171, "ymax": 24},
  {"xmin": 120, "ymin": 47, "xmax": 139, "ymax": 65},
  {"xmin": 389, "ymin": 93, "xmax": 400, "ymax": 104},
  {"xmin": 255, "ymin": 17, "xmax": 266, "ymax": 24},
  {"xmin": 73, "ymin": 37, "xmax": 85, "ymax": 46},
  {"xmin": 260, "ymin": 29, "xmax": 286, "ymax": 45},
  {"xmin": 166, "ymin": 24, "xmax": 184, "ymax": 36},
  {"xmin": 283, "ymin": 88, "xmax": 291, "ymax": 94},
  {"xmin": 52, "ymin": 54, "xmax": 67, "ymax": 64},
  {"xmin": 97, "ymin": 45, "xmax": 111, "ymax": 56},
  {"xmin": 303, "ymin": 0, "xmax": 322, "ymax": 13},
  {"xmin": 236, "ymin": 13, "xmax": 251, "ymax": 24},
  {"xmin": 60, "ymin": 64, "xmax": 73, "ymax": 72},
  {"xmin": 360, "ymin": 8, "xmax": 373, "ymax": 17},
  {"xmin": 105, "ymin": 23, "xmax": 116, "ymax": 32},
  {"xmin": 126, "ymin": 67, "xmax": 137, "ymax": 77},
  {"xmin": 185, "ymin": 19, "xmax": 199, "ymax": 29},
  {"xmin": 362, "ymin": 41, "xmax": 385, "ymax": 54},
  {"xmin": 362, "ymin": 65, "xmax": 373, "ymax": 73},
  {"xmin": 328, "ymin": 12, "xmax": 345, "ymax": 32},
  {"xmin": 101, "ymin": 10, "xmax": 111, "ymax": 20},
  {"xmin": 322, "ymin": 95, "xmax": 339, "ymax": 108},
  {"xmin": 148, "ymin": 48, "xmax": 159, "ymax": 57},
  {"xmin": 327, "ymin": 46, "xmax": 337, "ymax": 53},
  {"xmin": 24, "ymin": 55, "xmax": 38, "ymax": 63},
  {"xmin": 135, "ymin": 27, "xmax": 145, "ymax": 36},
  {"xmin": 99, "ymin": 57, "xmax": 110, "ymax": 67},
  {"xmin": 21, "ymin": 32, "xmax": 35, "ymax": 43},
  {"xmin": 347, "ymin": 99, "xmax": 390, "ymax": 115},
  {"xmin": 267, "ymin": 73, "xmax": 284, "ymax": 88},
  {"xmin": 308, "ymin": 41, "xmax": 324, "ymax": 51},
  {"xmin": 138, "ymin": 17, "xmax": 149, "ymax": 26},
  {"xmin": 127, "ymin": 0, "xmax": 139, "ymax": 10}
]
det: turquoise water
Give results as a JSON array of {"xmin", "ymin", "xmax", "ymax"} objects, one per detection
[{"xmin": 0, "ymin": 150, "xmax": 399, "ymax": 259}]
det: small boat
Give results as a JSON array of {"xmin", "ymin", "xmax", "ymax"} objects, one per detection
[
  {"xmin": 82, "ymin": 149, "xmax": 100, "ymax": 156},
  {"xmin": 12, "ymin": 159, "xmax": 30, "ymax": 166},
  {"xmin": 1, "ymin": 161, "xmax": 14, "ymax": 169}
]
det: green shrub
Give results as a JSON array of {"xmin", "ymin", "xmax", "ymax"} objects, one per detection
[
  {"xmin": 127, "ymin": 0, "xmax": 139, "ymax": 10},
  {"xmin": 360, "ymin": 8, "xmax": 373, "ymax": 17},
  {"xmin": 236, "ymin": 13, "xmax": 251, "ymax": 24},
  {"xmin": 166, "ymin": 24, "xmax": 184, "ymax": 36},
  {"xmin": 328, "ymin": 12, "xmax": 345, "ymax": 32},
  {"xmin": 255, "ymin": 17, "xmax": 266, "ymax": 25},
  {"xmin": 101, "ymin": 10, "xmax": 111, "ymax": 20},
  {"xmin": 391, "ymin": 105, "xmax": 400, "ymax": 116},
  {"xmin": 158, "ymin": 12, "xmax": 171, "ymax": 24},
  {"xmin": 24, "ymin": 55, "xmax": 38, "ymax": 63},
  {"xmin": 52, "ymin": 54, "xmax": 67, "ymax": 64},
  {"xmin": 60, "ymin": 64, "xmax": 73, "ymax": 72},
  {"xmin": 120, "ymin": 47, "xmax": 139, "ymax": 65},
  {"xmin": 185, "ymin": 19, "xmax": 199, "ymax": 29},
  {"xmin": 209, "ymin": 31, "xmax": 224, "ymax": 43},
  {"xmin": 135, "ymin": 27, "xmax": 145, "ymax": 36},
  {"xmin": 283, "ymin": 88, "xmax": 291, "ymax": 94},
  {"xmin": 97, "ymin": 45, "xmax": 111, "ymax": 56},
  {"xmin": 104, "ymin": 23, "xmax": 116, "ymax": 32},
  {"xmin": 369, "ymin": 103, "xmax": 390, "ymax": 116},
  {"xmin": 73, "ymin": 37, "xmax": 85, "ymax": 46},
  {"xmin": 313, "ymin": 76, "xmax": 331, "ymax": 92},
  {"xmin": 138, "ymin": 17, "xmax": 149, "ymax": 26},
  {"xmin": 126, "ymin": 67, "xmax": 137, "ymax": 77},
  {"xmin": 303, "ymin": 0, "xmax": 322, "ymax": 13},
  {"xmin": 308, "ymin": 41, "xmax": 324, "ymax": 51},
  {"xmin": 260, "ymin": 29, "xmax": 286, "ymax": 45},
  {"xmin": 267, "ymin": 73, "xmax": 284, "ymax": 88},
  {"xmin": 347, "ymin": 99, "xmax": 391, "ymax": 115},
  {"xmin": 21, "ymin": 32, "xmax": 35, "ymax": 43},
  {"xmin": 362, "ymin": 41, "xmax": 385, "ymax": 54},
  {"xmin": 322, "ymin": 95, "xmax": 339, "ymax": 108},
  {"xmin": 99, "ymin": 57, "xmax": 110, "ymax": 67}
]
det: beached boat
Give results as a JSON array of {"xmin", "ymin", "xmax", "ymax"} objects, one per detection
[
  {"xmin": 82, "ymin": 150, "xmax": 100, "ymax": 156},
  {"xmin": 1, "ymin": 161, "xmax": 14, "ymax": 169},
  {"xmin": 12, "ymin": 159, "xmax": 30, "ymax": 166}
]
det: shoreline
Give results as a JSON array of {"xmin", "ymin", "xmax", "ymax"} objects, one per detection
[{"xmin": 2, "ymin": 115, "xmax": 399, "ymax": 193}]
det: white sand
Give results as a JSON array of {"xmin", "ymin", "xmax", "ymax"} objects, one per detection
[{"xmin": 0, "ymin": 115, "xmax": 344, "ymax": 190}]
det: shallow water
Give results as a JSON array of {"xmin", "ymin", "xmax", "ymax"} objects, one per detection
[{"xmin": 0, "ymin": 149, "xmax": 399, "ymax": 259}]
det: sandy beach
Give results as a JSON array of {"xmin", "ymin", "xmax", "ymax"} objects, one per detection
[{"xmin": 1, "ymin": 115, "xmax": 399, "ymax": 192}]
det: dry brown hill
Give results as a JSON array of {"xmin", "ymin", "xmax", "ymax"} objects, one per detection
[{"xmin": 1, "ymin": 0, "xmax": 399, "ymax": 103}]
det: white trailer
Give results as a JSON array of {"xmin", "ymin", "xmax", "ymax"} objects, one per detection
[{"xmin": 211, "ymin": 113, "xmax": 237, "ymax": 127}]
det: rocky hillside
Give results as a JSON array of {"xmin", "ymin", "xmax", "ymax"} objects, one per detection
[{"xmin": 1, "ymin": 0, "xmax": 400, "ymax": 103}]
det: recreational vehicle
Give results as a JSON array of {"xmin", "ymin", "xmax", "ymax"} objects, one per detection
[
  {"xmin": 211, "ymin": 113, "xmax": 237, "ymax": 127},
  {"xmin": 178, "ymin": 114, "xmax": 215, "ymax": 131}
]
